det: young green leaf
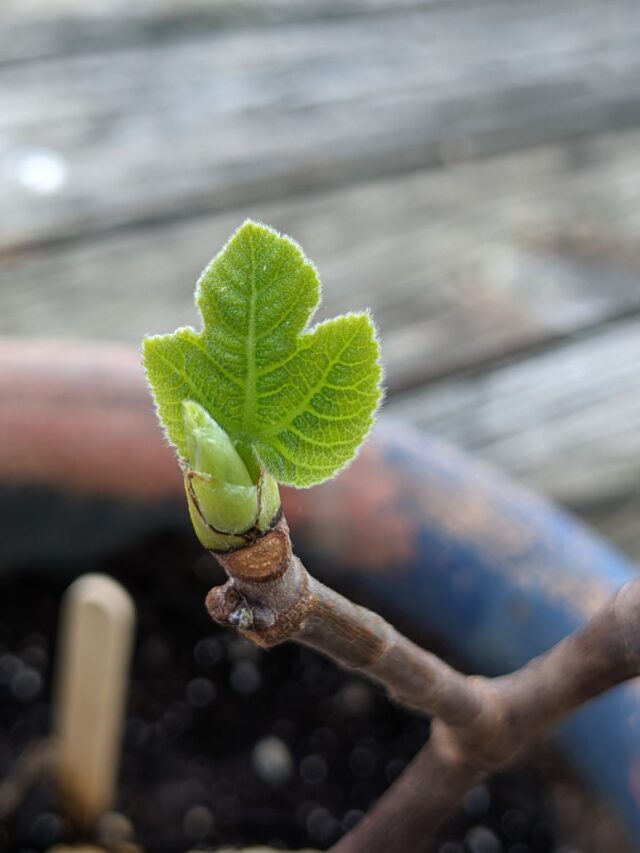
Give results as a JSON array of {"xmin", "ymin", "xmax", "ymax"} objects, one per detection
[{"xmin": 143, "ymin": 220, "xmax": 382, "ymax": 488}]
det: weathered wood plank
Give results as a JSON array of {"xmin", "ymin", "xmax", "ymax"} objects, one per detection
[
  {"xmin": 388, "ymin": 317, "xmax": 640, "ymax": 559},
  {"xmin": 0, "ymin": 0, "xmax": 432, "ymax": 63},
  {"xmin": 2, "ymin": 131, "xmax": 640, "ymax": 393},
  {"xmin": 1, "ymin": 0, "xmax": 640, "ymax": 248}
]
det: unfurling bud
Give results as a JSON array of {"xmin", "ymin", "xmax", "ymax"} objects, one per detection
[{"xmin": 182, "ymin": 401, "xmax": 281, "ymax": 551}]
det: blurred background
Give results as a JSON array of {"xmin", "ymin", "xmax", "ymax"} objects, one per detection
[{"xmin": 1, "ymin": 0, "xmax": 639, "ymax": 560}]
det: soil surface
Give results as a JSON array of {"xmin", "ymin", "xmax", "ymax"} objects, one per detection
[{"xmin": 0, "ymin": 532, "xmax": 624, "ymax": 852}]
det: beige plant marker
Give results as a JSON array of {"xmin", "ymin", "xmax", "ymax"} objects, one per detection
[{"xmin": 53, "ymin": 574, "xmax": 135, "ymax": 830}]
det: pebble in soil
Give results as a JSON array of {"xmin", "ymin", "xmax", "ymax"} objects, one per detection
[{"xmin": 0, "ymin": 532, "xmax": 560, "ymax": 852}]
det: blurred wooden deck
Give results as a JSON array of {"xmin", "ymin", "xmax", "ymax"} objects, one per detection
[{"xmin": 1, "ymin": 0, "xmax": 639, "ymax": 558}]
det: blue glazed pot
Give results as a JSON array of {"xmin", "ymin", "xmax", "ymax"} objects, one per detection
[
  {"xmin": 1, "ymin": 340, "xmax": 638, "ymax": 842},
  {"xmin": 287, "ymin": 420, "xmax": 640, "ymax": 843}
]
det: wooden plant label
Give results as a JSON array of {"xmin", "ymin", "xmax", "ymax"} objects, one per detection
[{"xmin": 53, "ymin": 574, "xmax": 135, "ymax": 829}]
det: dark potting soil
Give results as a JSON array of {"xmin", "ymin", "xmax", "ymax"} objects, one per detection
[{"xmin": 1, "ymin": 532, "xmax": 569, "ymax": 852}]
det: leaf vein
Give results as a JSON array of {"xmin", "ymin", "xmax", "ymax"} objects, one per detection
[{"xmin": 258, "ymin": 322, "xmax": 365, "ymax": 437}]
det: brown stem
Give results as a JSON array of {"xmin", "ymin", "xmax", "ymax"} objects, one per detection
[
  {"xmin": 299, "ymin": 575, "xmax": 484, "ymax": 725},
  {"xmin": 498, "ymin": 578, "xmax": 640, "ymax": 739},
  {"xmin": 206, "ymin": 517, "xmax": 482, "ymax": 727},
  {"xmin": 333, "ymin": 722, "xmax": 489, "ymax": 853},
  {"xmin": 204, "ymin": 516, "xmax": 640, "ymax": 853},
  {"xmin": 335, "ymin": 580, "xmax": 640, "ymax": 853}
]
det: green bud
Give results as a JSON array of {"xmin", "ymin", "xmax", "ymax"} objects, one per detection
[
  {"xmin": 184, "ymin": 401, "xmax": 253, "ymax": 488},
  {"xmin": 182, "ymin": 401, "xmax": 281, "ymax": 551}
]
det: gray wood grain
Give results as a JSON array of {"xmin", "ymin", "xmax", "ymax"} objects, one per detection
[
  {"xmin": 1, "ymin": 0, "xmax": 639, "ymax": 563},
  {"xmin": 2, "ymin": 0, "xmax": 640, "ymax": 248},
  {"xmin": 3, "ymin": 131, "xmax": 640, "ymax": 392},
  {"xmin": 388, "ymin": 317, "xmax": 640, "ymax": 558},
  {"xmin": 0, "ymin": 0, "xmax": 434, "ymax": 63}
]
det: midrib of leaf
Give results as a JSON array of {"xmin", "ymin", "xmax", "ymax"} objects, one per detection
[{"xmin": 242, "ymin": 231, "xmax": 258, "ymax": 436}]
